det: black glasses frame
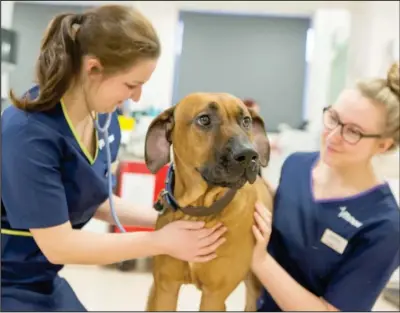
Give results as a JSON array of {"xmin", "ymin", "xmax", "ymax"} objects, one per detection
[{"xmin": 322, "ymin": 106, "xmax": 383, "ymax": 145}]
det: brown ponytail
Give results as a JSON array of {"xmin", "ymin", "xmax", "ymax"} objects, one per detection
[
  {"xmin": 9, "ymin": 5, "xmax": 161, "ymax": 112},
  {"xmin": 10, "ymin": 13, "xmax": 84, "ymax": 112}
]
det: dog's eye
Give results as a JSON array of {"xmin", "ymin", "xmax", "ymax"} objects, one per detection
[
  {"xmin": 242, "ymin": 116, "xmax": 252, "ymax": 129},
  {"xmin": 197, "ymin": 115, "xmax": 211, "ymax": 127}
]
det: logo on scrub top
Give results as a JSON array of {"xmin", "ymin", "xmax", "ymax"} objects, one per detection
[
  {"xmin": 338, "ymin": 206, "xmax": 363, "ymax": 228},
  {"xmin": 98, "ymin": 134, "xmax": 115, "ymax": 150}
]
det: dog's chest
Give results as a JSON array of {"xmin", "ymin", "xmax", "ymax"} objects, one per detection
[{"xmin": 186, "ymin": 262, "xmax": 202, "ymax": 287}]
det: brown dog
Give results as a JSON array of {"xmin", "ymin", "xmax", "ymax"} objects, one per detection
[{"xmin": 144, "ymin": 93, "xmax": 273, "ymax": 311}]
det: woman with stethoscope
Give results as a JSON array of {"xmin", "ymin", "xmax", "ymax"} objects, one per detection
[{"xmin": 1, "ymin": 5, "xmax": 227, "ymax": 311}]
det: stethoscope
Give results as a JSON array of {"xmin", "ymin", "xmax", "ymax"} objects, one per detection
[{"xmin": 94, "ymin": 113, "xmax": 126, "ymax": 233}]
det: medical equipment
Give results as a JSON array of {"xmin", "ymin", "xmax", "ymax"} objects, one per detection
[{"xmin": 94, "ymin": 113, "xmax": 126, "ymax": 233}]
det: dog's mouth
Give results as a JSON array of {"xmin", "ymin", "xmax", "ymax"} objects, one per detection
[{"xmin": 198, "ymin": 161, "xmax": 260, "ymax": 189}]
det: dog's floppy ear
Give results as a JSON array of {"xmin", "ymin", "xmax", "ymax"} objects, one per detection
[
  {"xmin": 145, "ymin": 106, "xmax": 175, "ymax": 173},
  {"xmin": 249, "ymin": 109, "xmax": 270, "ymax": 167}
]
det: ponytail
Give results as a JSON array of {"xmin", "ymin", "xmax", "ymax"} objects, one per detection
[{"xmin": 10, "ymin": 13, "xmax": 84, "ymax": 112}]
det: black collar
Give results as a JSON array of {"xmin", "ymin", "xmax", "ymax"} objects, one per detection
[{"xmin": 154, "ymin": 164, "xmax": 238, "ymax": 217}]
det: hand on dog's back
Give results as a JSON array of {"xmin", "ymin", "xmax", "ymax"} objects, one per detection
[{"xmin": 154, "ymin": 221, "xmax": 227, "ymax": 262}]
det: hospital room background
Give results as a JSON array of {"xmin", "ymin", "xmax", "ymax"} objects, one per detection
[{"xmin": 1, "ymin": 0, "xmax": 399, "ymax": 311}]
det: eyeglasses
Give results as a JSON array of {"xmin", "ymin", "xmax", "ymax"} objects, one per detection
[{"xmin": 322, "ymin": 107, "xmax": 383, "ymax": 145}]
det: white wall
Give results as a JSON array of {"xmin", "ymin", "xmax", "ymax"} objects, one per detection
[
  {"xmin": 133, "ymin": 1, "xmax": 179, "ymax": 109},
  {"xmin": 1, "ymin": 1, "xmax": 14, "ymax": 27},
  {"xmin": 346, "ymin": 1, "xmax": 400, "ymax": 85},
  {"xmin": 1, "ymin": 1, "xmax": 15, "ymax": 99},
  {"xmin": 306, "ymin": 9, "xmax": 351, "ymax": 132}
]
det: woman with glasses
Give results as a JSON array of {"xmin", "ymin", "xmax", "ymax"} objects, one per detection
[{"xmin": 251, "ymin": 62, "xmax": 399, "ymax": 311}]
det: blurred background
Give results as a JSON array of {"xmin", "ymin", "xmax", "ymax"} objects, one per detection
[{"xmin": 1, "ymin": 0, "xmax": 399, "ymax": 311}]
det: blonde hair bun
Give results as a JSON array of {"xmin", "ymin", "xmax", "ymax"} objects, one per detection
[{"xmin": 387, "ymin": 61, "xmax": 399, "ymax": 95}]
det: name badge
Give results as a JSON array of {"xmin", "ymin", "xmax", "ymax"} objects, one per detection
[{"xmin": 320, "ymin": 229, "xmax": 348, "ymax": 254}]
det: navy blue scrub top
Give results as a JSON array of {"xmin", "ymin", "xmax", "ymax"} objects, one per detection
[
  {"xmin": 1, "ymin": 86, "xmax": 121, "ymax": 287},
  {"xmin": 258, "ymin": 152, "xmax": 400, "ymax": 312}
]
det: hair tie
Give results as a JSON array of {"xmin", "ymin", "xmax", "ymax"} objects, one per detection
[
  {"xmin": 71, "ymin": 24, "xmax": 80, "ymax": 41},
  {"xmin": 70, "ymin": 13, "xmax": 85, "ymax": 41}
]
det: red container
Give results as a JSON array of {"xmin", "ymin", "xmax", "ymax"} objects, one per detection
[{"xmin": 113, "ymin": 161, "xmax": 169, "ymax": 233}]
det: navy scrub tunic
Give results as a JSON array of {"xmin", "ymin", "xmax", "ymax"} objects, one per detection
[
  {"xmin": 257, "ymin": 152, "xmax": 400, "ymax": 311},
  {"xmin": 1, "ymin": 85, "xmax": 121, "ymax": 311}
]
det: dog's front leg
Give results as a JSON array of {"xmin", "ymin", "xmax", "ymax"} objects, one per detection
[
  {"xmin": 199, "ymin": 291, "xmax": 228, "ymax": 311},
  {"xmin": 146, "ymin": 255, "xmax": 189, "ymax": 311},
  {"xmin": 197, "ymin": 262, "xmax": 247, "ymax": 311},
  {"xmin": 244, "ymin": 271, "xmax": 262, "ymax": 311},
  {"xmin": 146, "ymin": 279, "xmax": 181, "ymax": 311}
]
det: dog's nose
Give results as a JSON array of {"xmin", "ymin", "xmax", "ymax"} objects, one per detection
[{"xmin": 233, "ymin": 148, "xmax": 259, "ymax": 167}]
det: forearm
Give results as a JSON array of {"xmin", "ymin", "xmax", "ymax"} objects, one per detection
[
  {"xmin": 95, "ymin": 195, "xmax": 158, "ymax": 228},
  {"xmin": 253, "ymin": 253, "xmax": 338, "ymax": 311},
  {"xmin": 46, "ymin": 228, "xmax": 162, "ymax": 265}
]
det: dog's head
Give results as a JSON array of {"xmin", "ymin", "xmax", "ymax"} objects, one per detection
[{"xmin": 145, "ymin": 93, "xmax": 270, "ymax": 189}]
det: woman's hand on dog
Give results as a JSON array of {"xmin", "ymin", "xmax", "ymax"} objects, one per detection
[
  {"xmin": 251, "ymin": 202, "xmax": 272, "ymax": 270},
  {"xmin": 154, "ymin": 220, "xmax": 227, "ymax": 262}
]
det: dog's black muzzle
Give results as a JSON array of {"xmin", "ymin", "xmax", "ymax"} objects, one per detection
[{"xmin": 200, "ymin": 136, "xmax": 260, "ymax": 188}]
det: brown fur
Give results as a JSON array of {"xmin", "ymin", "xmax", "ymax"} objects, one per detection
[{"xmin": 144, "ymin": 93, "xmax": 273, "ymax": 311}]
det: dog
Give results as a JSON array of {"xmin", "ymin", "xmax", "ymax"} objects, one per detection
[{"xmin": 144, "ymin": 93, "xmax": 274, "ymax": 311}]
